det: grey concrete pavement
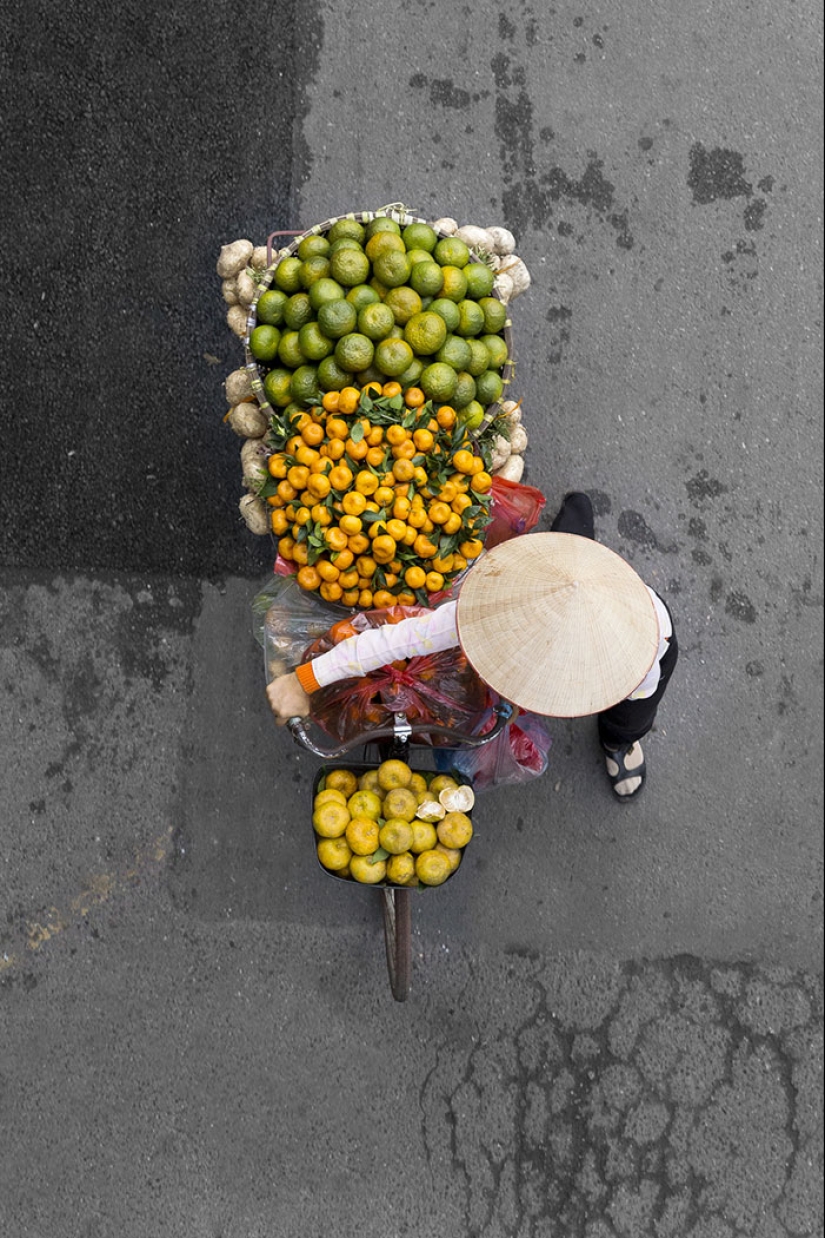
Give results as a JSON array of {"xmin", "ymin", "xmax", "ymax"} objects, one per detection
[{"xmin": 1, "ymin": 0, "xmax": 823, "ymax": 1234}]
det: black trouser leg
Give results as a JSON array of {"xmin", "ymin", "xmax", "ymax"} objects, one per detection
[
  {"xmin": 549, "ymin": 490, "xmax": 677, "ymax": 745},
  {"xmin": 597, "ymin": 635, "xmax": 679, "ymax": 747}
]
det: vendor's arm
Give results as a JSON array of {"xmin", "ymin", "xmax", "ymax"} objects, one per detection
[
  {"xmin": 295, "ymin": 600, "xmax": 460, "ymax": 692},
  {"xmin": 265, "ymin": 601, "xmax": 460, "ymax": 723}
]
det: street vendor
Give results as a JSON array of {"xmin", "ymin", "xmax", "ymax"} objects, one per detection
[{"xmin": 266, "ymin": 492, "xmax": 678, "ymax": 802}]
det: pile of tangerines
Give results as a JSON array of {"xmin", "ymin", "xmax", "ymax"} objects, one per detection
[{"xmin": 260, "ymin": 380, "xmax": 494, "ymax": 607}]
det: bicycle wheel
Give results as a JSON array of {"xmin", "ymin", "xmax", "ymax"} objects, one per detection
[{"xmin": 381, "ymin": 886, "xmax": 411, "ymax": 1002}]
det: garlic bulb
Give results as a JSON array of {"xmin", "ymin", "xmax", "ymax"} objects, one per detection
[
  {"xmin": 486, "ymin": 226, "xmax": 516, "ymax": 255},
  {"xmin": 217, "ymin": 240, "xmax": 254, "ymax": 279},
  {"xmin": 239, "ymin": 493, "xmax": 270, "ymax": 535}
]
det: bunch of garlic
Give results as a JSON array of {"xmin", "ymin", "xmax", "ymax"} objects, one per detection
[
  {"xmin": 220, "ymin": 365, "xmax": 271, "ymax": 535},
  {"xmin": 217, "ymin": 239, "xmax": 271, "ymax": 339},
  {"xmin": 489, "ymin": 401, "xmax": 529, "ymax": 483}
]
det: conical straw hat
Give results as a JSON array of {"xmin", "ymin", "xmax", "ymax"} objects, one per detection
[{"xmin": 456, "ymin": 533, "xmax": 660, "ymax": 717}]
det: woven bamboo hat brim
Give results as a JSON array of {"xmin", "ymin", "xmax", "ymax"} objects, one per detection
[{"xmin": 455, "ymin": 533, "xmax": 660, "ymax": 717}]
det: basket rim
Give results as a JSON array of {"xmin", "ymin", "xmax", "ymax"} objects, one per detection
[{"xmin": 244, "ymin": 209, "xmax": 515, "ymax": 435}]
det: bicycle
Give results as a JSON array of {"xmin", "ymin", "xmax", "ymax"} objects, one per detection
[{"xmin": 286, "ymin": 702, "xmax": 514, "ymax": 1002}]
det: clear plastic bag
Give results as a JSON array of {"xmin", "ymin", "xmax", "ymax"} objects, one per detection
[{"xmin": 252, "ymin": 573, "xmax": 349, "ymax": 683}]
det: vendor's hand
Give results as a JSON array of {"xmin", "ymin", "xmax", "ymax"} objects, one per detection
[{"xmin": 266, "ymin": 671, "xmax": 311, "ymax": 726}]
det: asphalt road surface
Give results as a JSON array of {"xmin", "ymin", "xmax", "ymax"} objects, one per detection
[{"xmin": 1, "ymin": 1, "xmax": 822, "ymax": 1235}]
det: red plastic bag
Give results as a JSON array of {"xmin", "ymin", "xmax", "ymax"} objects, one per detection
[
  {"xmin": 302, "ymin": 606, "xmax": 490, "ymax": 745},
  {"xmin": 450, "ymin": 706, "xmax": 553, "ymax": 790},
  {"xmin": 485, "ymin": 476, "xmax": 547, "ymax": 549}
]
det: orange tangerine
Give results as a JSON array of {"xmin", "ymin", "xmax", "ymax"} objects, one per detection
[
  {"xmin": 374, "ymin": 485, "xmax": 395, "ymax": 506},
  {"xmin": 276, "ymin": 479, "xmax": 297, "ymax": 503},
  {"xmin": 413, "ymin": 534, "xmax": 438, "ymax": 559},
  {"xmin": 339, "ymin": 514, "xmax": 362, "ymax": 536},
  {"xmin": 393, "ymin": 496, "xmax": 412, "ymax": 520},
  {"xmin": 460, "ymin": 538, "xmax": 484, "ymax": 559},
  {"xmin": 321, "ymin": 390, "xmax": 341, "ymax": 413},
  {"xmin": 412, "ymin": 427, "xmax": 434, "ymax": 452},
  {"xmin": 372, "ymin": 534, "xmax": 397, "ymax": 563},
  {"xmin": 471, "ymin": 471, "xmax": 492, "ymax": 493},
  {"xmin": 278, "ymin": 536, "xmax": 296, "ymax": 560},
  {"xmin": 385, "ymin": 518, "xmax": 407, "ymax": 541},
  {"xmin": 348, "ymin": 533, "xmax": 370, "ymax": 555},
  {"xmin": 326, "ymin": 438, "xmax": 346, "ymax": 459},
  {"xmin": 287, "ymin": 465, "xmax": 310, "ymax": 490},
  {"xmin": 404, "ymin": 387, "xmax": 425, "ymax": 408},
  {"xmin": 338, "ymin": 569, "xmax": 360, "ymax": 590},
  {"xmin": 354, "ymin": 471, "xmax": 379, "ymax": 495},
  {"xmin": 356, "ymin": 555, "xmax": 377, "ymax": 577},
  {"xmin": 332, "ymin": 547, "xmax": 354, "ymax": 570},
  {"xmin": 425, "ymin": 571, "xmax": 445, "ymax": 593},
  {"xmin": 366, "ymin": 425, "xmax": 385, "ymax": 445},
  {"xmin": 345, "ymin": 437, "xmax": 369, "ymax": 461},
  {"xmin": 326, "ymin": 417, "xmax": 349, "ymax": 440},
  {"xmin": 412, "ymin": 466, "xmax": 428, "ymax": 488},
  {"xmin": 386, "ymin": 424, "xmax": 408, "ymax": 446},
  {"xmin": 404, "ymin": 565, "xmax": 427, "ymax": 590},
  {"xmin": 311, "ymin": 504, "xmax": 332, "ymax": 526},
  {"xmin": 391, "ymin": 439, "xmax": 416, "ymax": 460},
  {"xmin": 382, "ymin": 381, "xmax": 403, "ymax": 397},
  {"xmin": 316, "ymin": 560, "xmax": 340, "ymax": 583},
  {"xmin": 291, "ymin": 542, "xmax": 309, "ymax": 566},
  {"xmin": 361, "ymin": 380, "xmax": 383, "ymax": 397},
  {"xmin": 267, "ymin": 453, "xmax": 288, "ymax": 479},
  {"xmin": 328, "ymin": 464, "xmax": 354, "ymax": 491},
  {"xmin": 443, "ymin": 512, "xmax": 463, "ymax": 536},
  {"xmin": 358, "ymin": 589, "xmax": 374, "ymax": 608},
  {"xmin": 402, "ymin": 526, "xmax": 418, "ymax": 546},
  {"xmin": 307, "ymin": 473, "xmax": 331, "ymax": 499},
  {"xmin": 296, "ymin": 565, "xmax": 321, "ymax": 591},
  {"xmin": 452, "ymin": 492, "xmax": 473, "ymax": 514},
  {"xmin": 431, "ymin": 554, "xmax": 454, "ymax": 574},
  {"xmin": 408, "ymin": 507, "xmax": 427, "ymax": 529},
  {"xmin": 301, "ymin": 421, "xmax": 325, "ymax": 446},
  {"xmin": 428, "ymin": 501, "xmax": 452, "ymax": 525},
  {"xmin": 337, "ymin": 386, "xmax": 361, "ymax": 414},
  {"xmin": 392, "ymin": 458, "xmax": 415, "ymax": 483},
  {"xmin": 324, "ymin": 527, "xmax": 349, "ymax": 551},
  {"xmin": 341, "ymin": 589, "xmax": 360, "ymax": 607},
  {"xmin": 342, "ymin": 490, "xmax": 367, "ymax": 515},
  {"xmin": 295, "ymin": 447, "xmax": 320, "ymax": 468},
  {"xmin": 270, "ymin": 510, "xmax": 289, "ymax": 535},
  {"xmin": 451, "ymin": 449, "xmax": 476, "ymax": 474},
  {"xmin": 320, "ymin": 581, "xmax": 343, "ymax": 603},
  {"xmin": 373, "ymin": 589, "xmax": 395, "ymax": 608}
]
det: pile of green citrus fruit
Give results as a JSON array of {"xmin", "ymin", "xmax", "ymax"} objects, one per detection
[
  {"xmin": 312, "ymin": 759, "xmax": 475, "ymax": 888},
  {"xmin": 247, "ymin": 216, "xmax": 511, "ymax": 430}
]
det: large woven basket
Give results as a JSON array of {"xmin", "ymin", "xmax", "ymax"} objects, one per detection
[{"xmin": 244, "ymin": 206, "xmax": 515, "ymax": 436}]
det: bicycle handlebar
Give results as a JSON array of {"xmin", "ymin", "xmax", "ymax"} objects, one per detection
[{"xmin": 286, "ymin": 701, "xmax": 515, "ymax": 759}]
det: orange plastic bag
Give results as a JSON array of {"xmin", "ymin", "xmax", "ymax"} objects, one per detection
[{"xmin": 485, "ymin": 476, "xmax": 547, "ymax": 549}]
